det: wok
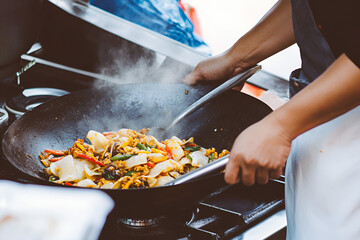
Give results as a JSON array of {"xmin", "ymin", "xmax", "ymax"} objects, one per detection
[{"xmin": 2, "ymin": 83, "xmax": 272, "ymax": 219}]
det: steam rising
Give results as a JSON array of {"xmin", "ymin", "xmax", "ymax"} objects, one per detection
[
  {"xmin": 81, "ymin": 48, "xmax": 196, "ymax": 140},
  {"xmin": 94, "ymin": 47, "xmax": 193, "ymax": 86}
]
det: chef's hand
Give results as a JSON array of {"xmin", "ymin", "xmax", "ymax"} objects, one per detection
[
  {"xmin": 225, "ymin": 116, "xmax": 291, "ymax": 186},
  {"xmin": 183, "ymin": 53, "xmax": 247, "ymax": 88}
]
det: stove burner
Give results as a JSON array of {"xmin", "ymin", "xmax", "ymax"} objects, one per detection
[
  {"xmin": 119, "ymin": 217, "xmax": 160, "ymax": 227},
  {"xmin": 0, "ymin": 108, "xmax": 9, "ymax": 137},
  {"xmin": 5, "ymin": 88, "xmax": 69, "ymax": 117},
  {"xmin": 103, "ymin": 212, "xmax": 198, "ymax": 239}
]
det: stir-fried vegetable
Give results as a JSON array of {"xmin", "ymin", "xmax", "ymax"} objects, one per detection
[
  {"xmin": 136, "ymin": 143, "xmax": 148, "ymax": 151},
  {"xmin": 124, "ymin": 170, "xmax": 137, "ymax": 177},
  {"xmin": 111, "ymin": 154, "xmax": 134, "ymax": 161},
  {"xmin": 77, "ymin": 153, "xmax": 105, "ymax": 167},
  {"xmin": 184, "ymin": 145, "xmax": 201, "ymax": 152},
  {"xmin": 208, "ymin": 152, "xmax": 215, "ymax": 162},
  {"xmin": 40, "ymin": 128, "xmax": 229, "ymax": 189},
  {"xmin": 44, "ymin": 149, "xmax": 65, "ymax": 156},
  {"xmin": 49, "ymin": 156, "xmax": 64, "ymax": 162}
]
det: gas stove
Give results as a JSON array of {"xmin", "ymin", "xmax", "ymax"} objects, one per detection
[
  {"xmin": 100, "ymin": 182, "xmax": 285, "ymax": 240},
  {"xmin": 0, "ymin": 53, "xmax": 286, "ymax": 240}
]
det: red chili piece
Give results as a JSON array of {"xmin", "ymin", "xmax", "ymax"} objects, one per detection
[
  {"xmin": 186, "ymin": 143, "xmax": 197, "ymax": 147},
  {"xmin": 64, "ymin": 182, "xmax": 73, "ymax": 186},
  {"xmin": 102, "ymin": 132, "xmax": 115, "ymax": 136},
  {"xmin": 77, "ymin": 153, "xmax": 105, "ymax": 167},
  {"xmin": 165, "ymin": 143, "xmax": 173, "ymax": 159},
  {"xmin": 44, "ymin": 149, "xmax": 65, "ymax": 156},
  {"xmin": 49, "ymin": 156, "xmax": 64, "ymax": 162},
  {"xmin": 146, "ymin": 162, "xmax": 155, "ymax": 168}
]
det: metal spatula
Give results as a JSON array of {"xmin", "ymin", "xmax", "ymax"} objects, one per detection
[
  {"xmin": 165, "ymin": 154, "xmax": 229, "ymax": 186},
  {"xmin": 166, "ymin": 154, "xmax": 285, "ymax": 186}
]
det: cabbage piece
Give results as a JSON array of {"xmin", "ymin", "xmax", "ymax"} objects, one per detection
[
  {"xmin": 84, "ymin": 163, "xmax": 101, "ymax": 177},
  {"xmin": 86, "ymin": 130, "xmax": 110, "ymax": 153},
  {"xmin": 145, "ymin": 177, "xmax": 158, "ymax": 187},
  {"xmin": 146, "ymin": 135, "xmax": 165, "ymax": 149},
  {"xmin": 189, "ymin": 148, "xmax": 208, "ymax": 167},
  {"xmin": 100, "ymin": 182, "xmax": 115, "ymax": 189},
  {"xmin": 118, "ymin": 136, "xmax": 131, "ymax": 145},
  {"xmin": 49, "ymin": 155, "xmax": 78, "ymax": 182},
  {"xmin": 168, "ymin": 171, "xmax": 181, "ymax": 179},
  {"xmin": 170, "ymin": 136, "xmax": 182, "ymax": 145},
  {"xmin": 147, "ymin": 153, "xmax": 167, "ymax": 163},
  {"xmin": 147, "ymin": 160, "xmax": 183, "ymax": 178},
  {"xmin": 48, "ymin": 156, "xmax": 100, "ymax": 183},
  {"xmin": 73, "ymin": 159, "xmax": 92, "ymax": 180},
  {"xmin": 179, "ymin": 157, "xmax": 191, "ymax": 166},
  {"xmin": 154, "ymin": 175, "xmax": 175, "ymax": 187},
  {"xmin": 180, "ymin": 137, "xmax": 194, "ymax": 146},
  {"xmin": 76, "ymin": 179, "xmax": 98, "ymax": 188},
  {"xmin": 117, "ymin": 128, "xmax": 132, "ymax": 137},
  {"xmin": 111, "ymin": 135, "xmax": 130, "ymax": 146},
  {"xmin": 124, "ymin": 154, "xmax": 147, "ymax": 169},
  {"xmin": 166, "ymin": 139, "xmax": 184, "ymax": 161}
]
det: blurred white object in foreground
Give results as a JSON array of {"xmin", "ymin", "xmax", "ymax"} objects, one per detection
[{"xmin": 0, "ymin": 180, "xmax": 114, "ymax": 240}]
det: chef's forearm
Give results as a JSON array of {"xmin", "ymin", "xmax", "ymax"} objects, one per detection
[
  {"xmin": 269, "ymin": 54, "xmax": 360, "ymax": 140},
  {"xmin": 226, "ymin": 0, "xmax": 295, "ymax": 69}
]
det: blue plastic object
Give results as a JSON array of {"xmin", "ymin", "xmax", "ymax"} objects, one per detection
[{"xmin": 89, "ymin": 0, "xmax": 210, "ymax": 53}]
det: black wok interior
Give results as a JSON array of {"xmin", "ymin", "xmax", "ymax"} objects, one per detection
[{"xmin": 2, "ymin": 83, "xmax": 272, "ymax": 218}]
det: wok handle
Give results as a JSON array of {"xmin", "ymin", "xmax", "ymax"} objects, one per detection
[
  {"xmin": 166, "ymin": 155, "xmax": 229, "ymax": 186},
  {"xmin": 164, "ymin": 65, "xmax": 262, "ymax": 132}
]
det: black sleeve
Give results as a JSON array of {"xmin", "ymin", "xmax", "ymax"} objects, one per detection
[{"xmin": 309, "ymin": 0, "xmax": 360, "ymax": 68}]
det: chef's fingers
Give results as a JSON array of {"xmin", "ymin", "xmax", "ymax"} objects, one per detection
[
  {"xmin": 224, "ymin": 158, "xmax": 241, "ymax": 184},
  {"xmin": 269, "ymin": 168, "xmax": 283, "ymax": 179},
  {"xmin": 240, "ymin": 164, "xmax": 256, "ymax": 186},
  {"xmin": 256, "ymin": 168, "xmax": 269, "ymax": 184},
  {"xmin": 182, "ymin": 72, "xmax": 200, "ymax": 85}
]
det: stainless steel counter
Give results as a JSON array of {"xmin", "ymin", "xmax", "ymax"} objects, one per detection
[{"xmin": 233, "ymin": 209, "xmax": 287, "ymax": 240}]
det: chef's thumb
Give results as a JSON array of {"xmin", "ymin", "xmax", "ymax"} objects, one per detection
[{"xmin": 182, "ymin": 72, "xmax": 201, "ymax": 85}]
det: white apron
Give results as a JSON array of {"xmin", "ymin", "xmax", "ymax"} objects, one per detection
[
  {"xmin": 286, "ymin": 106, "xmax": 360, "ymax": 239},
  {"xmin": 286, "ymin": 0, "xmax": 360, "ymax": 238}
]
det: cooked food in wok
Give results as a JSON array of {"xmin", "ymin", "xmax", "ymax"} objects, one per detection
[{"xmin": 39, "ymin": 128, "xmax": 229, "ymax": 189}]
